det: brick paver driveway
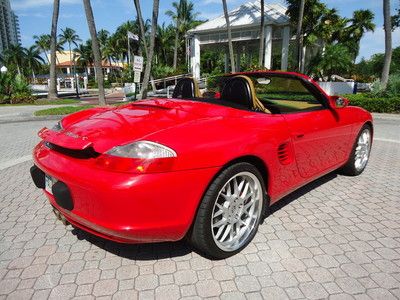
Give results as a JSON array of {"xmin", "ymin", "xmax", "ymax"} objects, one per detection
[{"xmin": 0, "ymin": 117, "xmax": 399, "ymax": 299}]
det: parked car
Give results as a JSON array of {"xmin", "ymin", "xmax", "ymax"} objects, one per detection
[{"xmin": 30, "ymin": 71, "xmax": 373, "ymax": 258}]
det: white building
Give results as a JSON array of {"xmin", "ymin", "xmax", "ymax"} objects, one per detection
[
  {"xmin": 0, "ymin": 0, "xmax": 20, "ymax": 55},
  {"xmin": 187, "ymin": 1, "xmax": 292, "ymax": 79}
]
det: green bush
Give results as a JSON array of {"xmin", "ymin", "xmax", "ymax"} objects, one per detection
[
  {"xmin": 344, "ymin": 93, "xmax": 400, "ymax": 113},
  {"xmin": 0, "ymin": 73, "xmax": 35, "ymax": 104}
]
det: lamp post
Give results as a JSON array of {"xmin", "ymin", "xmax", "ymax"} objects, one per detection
[
  {"xmin": 0, "ymin": 66, "xmax": 7, "ymax": 73},
  {"xmin": 73, "ymin": 53, "xmax": 80, "ymax": 99}
]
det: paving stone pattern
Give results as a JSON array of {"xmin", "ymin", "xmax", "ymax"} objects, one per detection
[{"xmin": 0, "ymin": 139, "xmax": 399, "ymax": 299}]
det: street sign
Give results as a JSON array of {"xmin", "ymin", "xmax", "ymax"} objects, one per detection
[
  {"xmin": 134, "ymin": 71, "xmax": 141, "ymax": 83},
  {"xmin": 133, "ymin": 55, "xmax": 143, "ymax": 72}
]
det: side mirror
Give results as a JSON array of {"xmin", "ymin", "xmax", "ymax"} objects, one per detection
[{"xmin": 329, "ymin": 96, "xmax": 349, "ymax": 109}]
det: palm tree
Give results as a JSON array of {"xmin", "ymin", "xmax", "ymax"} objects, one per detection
[
  {"xmin": 166, "ymin": 0, "xmax": 199, "ymax": 70},
  {"xmin": 222, "ymin": 0, "xmax": 235, "ymax": 72},
  {"xmin": 134, "ymin": 0, "xmax": 150, "ymax": 60},
  {"xmin": 381, "ymin": 0, "xmax": 392, "ymax": 88},
  {"xmin": 315, "ymin": 44, "xmax": 353, "ymax": 78},
  {"xmin": 59, "ymin": 27, "xmax": 82, "ymax": 73},
  {"xmin": 48, "ymin": 0, "xmax": 60, "ymax": 100},
  {"xmin": 258, "ymin": 0, "xmax": 265, "ymax": 67},
  {"xmin": 33, "ymin": 34, "xmax": 51, "ymax": 64},
  {"xmin": 155, "ymin": 23, "xmax": 175, "ymax": 65},
  {"xmin": 136, "ymin": 0, "xmax": 159, "ymax": 99},
  {"xmin": 75, "ymin": 41, "xmax": 93, "ymax": 77},
  {"xmin": 24, "ymin": 46, "xmax": 45, "ymax": 82},
  {"xmin": 296, "ymin": 0, "xmax": 305, "ymax": 71},
  {"xmin": 82, "ymin": 0, "xmax": 106, "ymax": 105},
  {"xmin": 3, "ymin": 44, "xmax": 25, "ymax": 75},
  {"xmin": 345, "ymin": 10, "xmax": 375, "ymax": 61}
]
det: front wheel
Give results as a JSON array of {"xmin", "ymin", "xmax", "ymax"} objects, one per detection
[
  {"xmin": 340, "ymin": 124, "xmax": 372, "ymax": 176},
  {"xmin": 189, "ymin": 163, "xmax": 265, "ymax": 259}
]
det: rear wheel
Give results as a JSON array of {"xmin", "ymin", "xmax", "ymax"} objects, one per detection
[
  {"xmin": 189, "ymin": 163, "xmax": 265, "ymax": 259},
  {"xmin": 340, "ymin": 124, "xmax": 372, "ymax": 176}
]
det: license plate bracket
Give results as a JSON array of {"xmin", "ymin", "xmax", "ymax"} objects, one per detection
[{"xmin": 45, "ymin": 175, "xmax": 56, "ymax": 195}]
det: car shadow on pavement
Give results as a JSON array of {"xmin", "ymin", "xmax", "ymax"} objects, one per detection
[
  {"xmin": 269, "ymin": 171, "xmax": 338, "ymax": 215},
  {"xmin": 69, "ymin": 171, "xmax": 338, "ymax": 260}
]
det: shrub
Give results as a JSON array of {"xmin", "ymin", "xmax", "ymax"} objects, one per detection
[
  {"xmin": 344, "ymin": 93, "xmax": 400, "ymax": 113},
  {"xmin": 0, "ymin": 73, "xmax": 35, "ymax": 104}
]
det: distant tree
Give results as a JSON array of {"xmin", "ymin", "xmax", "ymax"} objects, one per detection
[
  {"xmin": 24, "ymin": 46, "xmax": 45, "ymax": 81},
  {"xmin": 344, "ymin": 10, "xmax": 375, "ymax": 61},
  {"xmin": 74, "ymin": 40, "xmax": 93, "ymax": 77},
  {"xmin": 82, "ymin": 0, "xmax": 106, "ymax": 105},
  {"xmin": 314, "ymin": 44, "xmax": 353, "ymax": 78},
  {"xmin": 222, "ymin": 0, "xmax": 235, "ymax": 72},
  {"xmin": 382, "ymin": 0, "xmax": 392, "ymax": 88},
  {"xmin": 3, "ymin": 44, "xmax": 25, "ymax": 75},
  {"xmin": 33, "ymin": 34, "xmax": 51, "ymax": 64},
  {"xmin": 392, "ymin": 1, "xmax": 400, "ymax": 29},
  {"xmin": 48, "ymin": 0, "xmax": 60, "ymax": 100},
  {"xmin": 139, "ymin": 0, "xmax": 159, "ymax": 99},
  {"xmin": 166, "ymin": 0, "xmax": 199, "ymax": 70},
  {"xmin": 59, "ymin": 27, "xmax": 82, "ymax": 73}
]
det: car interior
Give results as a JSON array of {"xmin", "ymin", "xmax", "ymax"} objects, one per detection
[{"xmin": 172, "ymin": 75, "xmax": 325, "ymax": 114}]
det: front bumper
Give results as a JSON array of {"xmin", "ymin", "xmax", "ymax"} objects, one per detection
[{"xmin": 32, "ymin": 141, "xmax": 219, "ymax": 243}]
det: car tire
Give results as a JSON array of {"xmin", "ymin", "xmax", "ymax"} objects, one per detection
[
  {"xmin": 189, "ymin": 162, "xmax": 266, "ymax": 259},
  {"xmin": 340, "ymin": 124, "xmax": 372, "ymax": 176}
]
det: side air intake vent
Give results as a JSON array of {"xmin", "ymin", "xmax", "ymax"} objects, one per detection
[{"xmin": 277, "ymin": 142, "xmax": 292, "ymax": 165}]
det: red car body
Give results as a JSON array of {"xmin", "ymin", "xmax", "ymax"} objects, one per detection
[{"xmin": 32, "ymin": 71, "xmax": 373, "ymax": 244}]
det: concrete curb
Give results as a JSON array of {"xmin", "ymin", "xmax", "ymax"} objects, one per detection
[
  {"xmin": 0, "ymin": 115, "xmax": 62, "ymax": 124},
  {"xmin": 372, "ymin": 113, "xmax": 400, "ymax": 121}
]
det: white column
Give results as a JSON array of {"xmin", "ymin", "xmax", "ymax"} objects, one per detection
[
  {"xmin": 84, "ymin": 76, "xmax": 88, "ymax": 90},
  {"xmin": 281, "ymin": 26, "xmax": 290, "ymax": 71},
  {"xmin": 301, "ymin": 46, "xmax": 306, "ymax": 73},
  {"xmin": 264, "ymin": 25, "xmax": 273, "ymax": 69},
  {"xmin": 87, "ymin": 67, "xmax": 91, "ymax": 75},
  {"xmin": 57, "ymin": 78, "xmax": 61, "ymax": 91},
  {"xmin": 66, "ymin": 67, "xmax": 71, "ymax": 74},
  {"xmin": 190, "ymin": 35, "xmax": 200, "ymax": 79}
]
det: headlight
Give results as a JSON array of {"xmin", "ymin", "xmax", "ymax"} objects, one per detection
[
  {"xmin": 52, "ymin": 121, "xmax": 63, "ymax": 132},
  {"xmin": 106, "ymin": 141, "xmax": 177, "ymax": 159}
]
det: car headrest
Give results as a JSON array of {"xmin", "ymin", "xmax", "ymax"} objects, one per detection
[
  {"xmin": 220, "ymin": 76, "xmax": 253, "ymax": 109},
  {"xmin": 221, "ymin": 75, "xmax": 271, "ymax": 113},
  {"xmin": 172, "ymin": 78, "xmax": 200, "ymax": 99}
]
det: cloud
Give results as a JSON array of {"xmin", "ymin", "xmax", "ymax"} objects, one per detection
[
  {"xmin": 12, "ymin": 0, "xmax": 80, "ymax": 10},
  {"xmin": 18, "ymin": 12, "xmax": 48, "ymax": 18}
]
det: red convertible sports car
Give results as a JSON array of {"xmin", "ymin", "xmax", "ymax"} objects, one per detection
[{"xmin": 31, "ymin": 71, "xmax": 373, "ymax": 258}]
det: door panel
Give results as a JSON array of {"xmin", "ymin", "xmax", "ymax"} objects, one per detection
[{"xmin": 283, "ymin": 109, "xmax": 353, "ymax": 178}]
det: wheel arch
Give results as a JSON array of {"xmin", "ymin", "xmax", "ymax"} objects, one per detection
[{"xmin": 186, "ymin": 154, "xmax": 271, "ymax": 238}]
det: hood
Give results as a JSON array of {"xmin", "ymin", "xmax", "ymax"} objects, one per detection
[{"xmin": 42, "ymin": 98, "xmax": 249, "ymax": 153}]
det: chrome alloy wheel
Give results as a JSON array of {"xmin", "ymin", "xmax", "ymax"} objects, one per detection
[
  {"xmin": 211, "ymin": 172, "xmax": 263, "ymax": 252},
  {"xmin": 355, "ymin": 128, "xmax": 371, "ymax": 171}
]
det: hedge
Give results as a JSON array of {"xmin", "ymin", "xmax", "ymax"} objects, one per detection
[{"xmin": 343, "ymin": 94, "xmax": 400, "ymax": 113}]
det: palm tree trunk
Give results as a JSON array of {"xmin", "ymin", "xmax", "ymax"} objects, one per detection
[
  {"xmin": 173, "ymin": 21, "xmax": 179, "ymax": 70},
  {"xmin": 258, "ymin": 0, "xmax": 265, "ymax": 67},
  {"xmin": 140, "ymin": 0, "xmax": 159, "ymax": 99},
  {"xmin": 222, "ymin": 0, "xmax": 235, "ymax": 72},
  {"xmin": 381, "ymin": 0, "xmax": 392, "ymax": 88},
  {"xmin": 48, "ymin": 0, "xmax": 60, "ymax": 100},
  {"xmin": 296, "ymin": 0, "xmax": 305, "ymax": 72},
  {"xmin": 133, "ymin": 0, "xmax": 149, "ymax": 59},
  {"xmin": 82, "ymin": 0, "xmax": 106, "ymax": 105}
]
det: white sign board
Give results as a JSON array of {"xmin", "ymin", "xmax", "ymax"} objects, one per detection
[
  {"xmin": 133, "ymin": 56, "xmax": 143, "ymax": 72},
  {"xmin": 134, "ymin": 71, "xmax": 141, "ymax": 83}
]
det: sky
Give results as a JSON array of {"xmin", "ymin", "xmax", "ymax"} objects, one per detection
[{"xmin": 11, "ymin": 0, "xmax": 400, "ymax": 62}]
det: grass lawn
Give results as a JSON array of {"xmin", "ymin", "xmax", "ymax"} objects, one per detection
[
  {"xmin": 34, "ymin": 105, "xmax": 94, "ymax": 116},
  {"xmin": 0, "ymin": 99, "xmax": 81, "ymax": 106}
]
